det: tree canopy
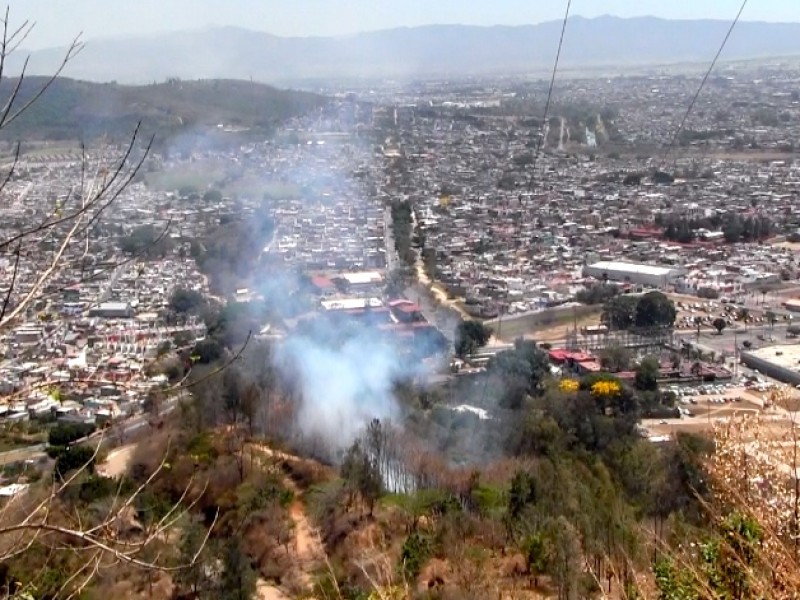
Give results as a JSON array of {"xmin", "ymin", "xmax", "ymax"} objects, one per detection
[
  {"xmin": 455, "ymin": 320, "xmax": 492, "ymax": 358},
  {"xmin": 635, "ymin": 291, "xmax": 676, "ymax": 329},
  {"xmin": 604, "ymin": 292, "xmax": 676, "ymax": 331}
]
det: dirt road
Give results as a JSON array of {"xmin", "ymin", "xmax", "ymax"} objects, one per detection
[
  {"xmin": 252, "ymin": 444, "xmax": 326, "ymax": 598},
  {"xmin": 256, "ymin": 581, "xmax": 291, "ymax": 600},
  {"xmin": 97, "ymin": 443, "xmax": 137, "ymax": 478}
]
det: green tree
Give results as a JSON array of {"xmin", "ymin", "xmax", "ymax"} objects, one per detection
[
  {"xmin": 598, "ymin": 344, "xmax": 632, "ymax": 372},
  {"xmin": 634, "ymin": 357, "xmax": 660, "ymax": 392},
  {"xmin": 203, "ymin": 189, "xmax": 223, "ymax": 203},
  {"xmin": 48, "ymin": 423, "xmax": 95, "ymax": 447},
  {"xmin": 174, "ymin": 520, "xmax": 213, "ymax": 597},
  {"xmin": 341, "ymin": 440, "xmax": 383, "ymax": 516},
  {"xmin": 765, "ymin": 310, "xmax": 778, "ymax": 333},
  {"xmin": 712, "ymin": 317, "xmax": 727, "ymax": 335},
  {"xmin": 602, "ymin": 295, "xmax": 639, "ymax": 330},
  {"xmin": 634, "ymin": 292, "xmax": 676, "ymax": 329},
  {"xmin": 523, "ymin": 533, "xmax": 549, "ymax": 588},
  {"xmin": 507, "ymin": 470, "xmax": 539, "ymax": 525},
  {"xmin": 491, "ymin": 339, "xmax": 551, "ymax": 408},
  {"xmin": 576, "ymin": 283, "xmax": 619, "ymax": 305},
  {"xmin": 218, "ymin": 538, "xmax": 256, "ymax": 600},
  {"xmin": 455, "ymin": 320, "xmax": 492, "ymax": 358},
  {"xmin": 723, "ymin": 214, "xmax": 743, "ymax": 243},
  {"xmin": 544, "ymin": 516, "xmax": 581, "ymax": 600},
  {"xmin": 737, "ymin": 307, "xmax": 750, "ymax": 331},
  {"xmin": 400, "ymin": 532, "xmax": 431, "ymax": 580},
  {"xmin": 192, "ymin": 338, "xmax": 222, "ymax": 363},
  {"xmin": 654, "ymin": 557, "xmax": 698, "ymax": 600},
  {"xmin": 118, "ymin": 224, "xmax": 174, "ymax": 258},
  {"xmin": 54, "ymin": 445, "xmax": 95, "ymax": 479}
]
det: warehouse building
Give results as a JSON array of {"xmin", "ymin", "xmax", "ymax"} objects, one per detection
[
  {"xmin": 740, "ymin": 345, "xmax": 800, "ymax": 386},
  {"xmin": 583, "ymin": 261, "xmax": 686, "ymax": 288},
  {"xmin": 88, "ymin": 302, "xmax": 134, "ymax": 319}
]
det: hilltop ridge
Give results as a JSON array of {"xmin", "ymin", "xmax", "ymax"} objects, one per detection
[{"xmin": 0, "ymin": 77, "xmax": 325, "ymax": 141}]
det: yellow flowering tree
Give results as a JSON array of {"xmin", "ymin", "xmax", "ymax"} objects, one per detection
[
  {"xmin": 559, "ymin": 378, "xmax": 579, "ymax": 393},
  {"xmin": 590, "ymin": 379, "xmax": 622, "ymax": 398}
]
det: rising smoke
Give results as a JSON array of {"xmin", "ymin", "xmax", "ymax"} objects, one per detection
[{"xmin": 272, "ymin": 314, "xmax": 438, "ymax": 457}]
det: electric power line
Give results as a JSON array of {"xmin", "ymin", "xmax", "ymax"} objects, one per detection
[
  {"xmin": 475, "ymin": 0, "xmax": 572, "ymax": 407},
  {"xmin": 497, "ymin": 0, "xmax": 572, "ymax": 342},
  {"xmin": 661, "ymin": 0, "xmax": 748, "ymax": 167},
  {"xmin": 529, "ymin": 0, "xmax": 572, "ymax": 183}
]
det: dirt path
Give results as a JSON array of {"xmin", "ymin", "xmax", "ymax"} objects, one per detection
[
  {"xmin": 252, "ymin": 444, "xmax": 326, "ymax": 598},
  {"xmin": 414, "ymin": 255, "xmax": 470, "ymax": 320},
  {"xmin": 409, "ymin": 210, "xmax": 470, "ymax": 320},
  {"xmin": 97, "ymin": 443, "xmax": 137, "ymax": 478},
  {"xmin": 256, "ymin": 581, "xmax": 291, "ymax": 600}
]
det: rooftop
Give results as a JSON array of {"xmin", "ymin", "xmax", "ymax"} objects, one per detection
[
  {"xmin": 587, "ymin": 260, "xmax": 680, "ymax": 277},
  {"xmin": 746, "ymin": 344, "xmax": 800, "ymax": 373}
]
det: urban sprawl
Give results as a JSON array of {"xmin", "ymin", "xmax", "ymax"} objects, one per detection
[{"xmin": 6, "ymin": 63, "xmax": 800, "ymax": 461}]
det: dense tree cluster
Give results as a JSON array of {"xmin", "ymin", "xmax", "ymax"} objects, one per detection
[
  {"xmin": 489, "ymin": 339, "xmax": 551, "ymax": 408},
  {"xmin": 454, "ymin": 320, "xmax": 492, "ymax": 358},
  {"xmin": 602, "ymin": 291, "xmax": 676, "ymax": 330},
  {"xmin": 575, "ymin": 282, "xmax": 619, "ymax": 305},
  {"xmin": 391, "ymin": 200, "xmax": 416, "ymax": 266},
  {"xmin": 118, "ymin": 224, "xmax": 174, "ymax": 257},
  {"xmin": 657, "ymin": 211, "xmax": 774, "ymax": 244},
  {"xmin": 191, "ymin": 204, "xmax": 275, "ymax": 294}
]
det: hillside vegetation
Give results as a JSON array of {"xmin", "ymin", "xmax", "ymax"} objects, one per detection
[{"xmin": 0, "ymin": 77, "xmax": 325, "ymax": 142}]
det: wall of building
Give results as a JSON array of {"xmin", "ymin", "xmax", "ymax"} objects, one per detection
[{"xmin": 740, "ymin": 351, "xmax": 800, "ymax": 386}]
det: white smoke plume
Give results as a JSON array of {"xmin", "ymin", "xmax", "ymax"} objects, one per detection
[{"xmin": 273, "ymin": 320, "xmax": 436, "ymax": 454}]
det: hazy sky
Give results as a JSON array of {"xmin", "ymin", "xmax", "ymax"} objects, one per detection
[{"xmin": 7, "ymin": 0, "xmax": 800, "ymax": 49}]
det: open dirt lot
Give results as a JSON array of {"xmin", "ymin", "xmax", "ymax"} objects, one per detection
[{"xmin": 642, "ymin": 385, "xmax": 800, "ymax": 439}]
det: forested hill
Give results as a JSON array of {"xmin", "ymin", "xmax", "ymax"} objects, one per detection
[{"xmin": 0, "ymin": 77, "xmax": 326, "ymax": 142}]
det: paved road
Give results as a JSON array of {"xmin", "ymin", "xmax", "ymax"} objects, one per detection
[
  {"xmin": 0, "ymin": 394, "xmax": 184, "ymax": 468},
  {"xmin": 0, "ymin": 444, "xmax": 46, "ymax": 467},
  {"xmin": 676, "ymin": 323, "xmax": 793, "ymax": 356}
]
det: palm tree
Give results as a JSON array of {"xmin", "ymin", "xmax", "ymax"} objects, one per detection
[
  {"xmin": 765, "ymin": 310, "xmax": 777, "ymax": 334},
  {"xmin": 737, "ymin": 307, "xmax": 750, "ymax": 331}
]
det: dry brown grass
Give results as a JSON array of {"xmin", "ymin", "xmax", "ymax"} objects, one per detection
[{"xmin": 674, "ymin": 396, "xmax": 800, "ymax": 599}]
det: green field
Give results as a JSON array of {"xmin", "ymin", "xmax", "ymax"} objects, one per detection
[
  {"xmin": 144, "ymin": 158, "xmax": 303, "ymax": 201},
  {"xmin": 144, "ymin": 160, "xmax": 230, "ymax": 191},
  {"xmin": 486, "ymin": 306, "xmax": 602, "ymax": 342}
]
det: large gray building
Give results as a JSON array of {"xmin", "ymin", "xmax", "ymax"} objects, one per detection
[
  {"xmin": 740, "ymin": 345, "xmax": 800, "ymax": 386},
  {"xmin": 583, "ymin": 260, "xmax": 686, "ymax": 288},
  {"xmin": 88, "ymin": 302, "xmax": 134, "ymax": 319}
]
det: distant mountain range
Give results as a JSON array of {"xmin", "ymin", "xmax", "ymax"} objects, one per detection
[{"xmin": 11, "ymin": 16, "xmax": 800, "ymax": 85}]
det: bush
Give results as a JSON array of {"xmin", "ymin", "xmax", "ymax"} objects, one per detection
[
  {"xmin": 54, "ymin": 446, "xmax": 96, "ymax": 478},
  {"xmin": 400, "ymin": 532, "xmax": 431, "ymax": 580},
  {"xmin": 48, "ymin": 422, "xmax": 95, "ymax": 447},
  {"xmin": 697, "ymin": 287, "xmax": 720, "ymax": 299}
]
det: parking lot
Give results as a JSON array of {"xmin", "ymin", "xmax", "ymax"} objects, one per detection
[{"xmin": 642, "ymin": 378, "xmax": 785, "ymax": 438}]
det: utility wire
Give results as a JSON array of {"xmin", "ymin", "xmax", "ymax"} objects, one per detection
[
  {"xmin": 529, "ymin": 0, "xmax": 572, "ymax": 185},
  {"xmin": 661, "ymin": 0, "xmax": 748, "ymax": 167},
  {"xmin": 497, "ymin": 0, "xmax": 572, "ymax": 342},
  {"xmin": 474, "ymin": 0, "xmax": 571, "ymax": 410}
]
